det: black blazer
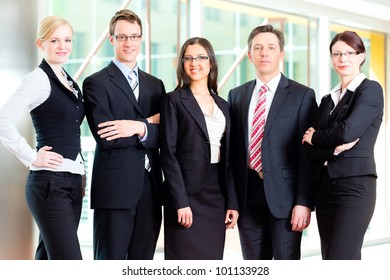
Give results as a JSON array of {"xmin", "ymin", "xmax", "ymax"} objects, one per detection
[
  {"xmin": 83, "ymin": 61, "xmax": 166, "ymax": 209},
  {"xmin": 309, "ymin": 78, "xmax": 384, "ymax": 179},
  {"xmin": 160, "ymin": 88, "xmax": 238, "ymax": 211},
  {"xmin": 228, "ymin": 74, "xmax": 318, "ymax": 218}
]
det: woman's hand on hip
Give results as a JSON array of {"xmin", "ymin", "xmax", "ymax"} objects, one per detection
[{"xmin": 32, "ymin": 146, "xmax": 63, "ymax": 168}]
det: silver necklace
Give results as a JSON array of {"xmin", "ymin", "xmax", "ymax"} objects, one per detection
[{"xmin": 61, "ymin": 69, "xmax": 79, "ymax": 96}]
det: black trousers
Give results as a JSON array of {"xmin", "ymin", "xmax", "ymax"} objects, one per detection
[
  {"xmin": 238, "ymin": 169, "xmax": 302, "ymax": 260},
  {"xmin": 93, "ymin": 171, "xmax": 162, "ymax": 259},
  {"xmin": 316, "ymin": 166, "xmax": 376, "ymax": 260},
  {"xmin": 25, "ymin": 170, "xmax": 83, "ymax": 260}
]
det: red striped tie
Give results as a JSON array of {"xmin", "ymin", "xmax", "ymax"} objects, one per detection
[{"xmin": 249, "ymin": 85, "xmax": 268, "ymax": 172}]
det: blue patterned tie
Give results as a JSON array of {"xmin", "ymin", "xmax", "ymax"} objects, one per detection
[{"xmin": 129, "ymin": 70, "xmax": 139, "ymax": 101}]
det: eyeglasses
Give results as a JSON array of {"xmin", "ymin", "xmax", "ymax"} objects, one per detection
[
  {"xmin": 331, "ymin": 51, "xmax": 358, "ymax": 58},
  {"xmin": 182, "ymin": 56, "xmax": 209, "ymax": 63},
  {"xmin": 113, "ymin": 34, "xmax": 142, "ymax": 41}
]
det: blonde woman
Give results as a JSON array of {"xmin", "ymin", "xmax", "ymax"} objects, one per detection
[{"xmin": 0, "ymin": 16, "xmax": 85, "ymax": 259}]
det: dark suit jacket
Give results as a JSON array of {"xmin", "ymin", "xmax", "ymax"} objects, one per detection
[
  {"xmin": 309, "ymin": 78, "xmax": 383, "ymax": 179},
  {"xmin": 160, "ymin": 88, "xmax": 238, "ymax": 211},
  {"xmin": 83, "ymin": 61, "xmax": 166, "ymax": 209},
  {"xmin": 228, "ymin": 74, "xmax": 318, "ymax": 218}
]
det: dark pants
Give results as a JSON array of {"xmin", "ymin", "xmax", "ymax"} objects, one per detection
[
  {"xmin": 238, "ymin": 169, "xmax": 302, "ymax": 260},
  {"xmin": 316, "ymin": 166, "xmax": 376, "ymax": 260},
  {"xmin": 93, "ymin": 171, "xmax": 162, "ymax": 259},
  {"xmin": 25, "ymin": 170, "xmax": 83, "ymax": 260}
]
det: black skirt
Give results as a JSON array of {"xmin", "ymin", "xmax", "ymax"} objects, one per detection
[{"xmin": 164, "ymin": 164, "xmax": 226, "ymax": 260}]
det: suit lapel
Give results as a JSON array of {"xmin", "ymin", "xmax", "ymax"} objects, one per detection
[
  {"xmin": 108, "ymin": 62, "xmax": 141, "ymax": 114},
  {"xmin": 241, "ymin": 81, "xmax": 256, "ymax": 147},
  {"xmin": 327, "ymin": 90, "xmax": 353, "ymax": 124},
  {"xmin": 180, "ymin": 88, "xmax": 209, "ymax": 141},
  {"xmin": 137, "ymin": 70, "xmax": 150, "ymax": 115},
  {"xmin": 264, "ymin": 74, "xmax": 289, "ymax": 135}
]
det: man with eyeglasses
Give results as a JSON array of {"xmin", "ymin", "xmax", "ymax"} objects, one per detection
[
  {"xmin": 83, "ymin": 9, "xmax": 165, "ymax": 260},
  {"xmin": 228, "ymin": 24, "xmax": 318, "ymax": 259}
]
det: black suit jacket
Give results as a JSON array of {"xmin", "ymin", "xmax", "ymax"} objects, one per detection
[
  {"xmin": 160, "ymin": 88, "xmax": 238, "ymax": 211},
  {"xmin": 228, "ymin": 74, "xmax": 318, "ymax": 218},
  {"xmin": 309, "ymin": 78, "xmax": 383, "ymax": 179},
  {"xmin": 83, "ymin": 61, "xmax": 166, "ymax": 209}
]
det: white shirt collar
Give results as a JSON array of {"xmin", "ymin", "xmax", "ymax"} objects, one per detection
[
  {"xmin": 330, "ymin": 73, "xmax": 366, "ymax": 104},
  {"xmin": 112, "ymin": 58, "xmax": 139, "ymax": 78},
  {"xmin": 255, "ymin": 72, "xmax": 281, "ymax": 94}
]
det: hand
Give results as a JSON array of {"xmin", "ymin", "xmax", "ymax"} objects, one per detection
[
  {"xmin": 225, "ymin": 210, "xmax": 239, "ymax": 229},
  {"xmin": 302, "ymin": 127, "xmax": 315, "ymax": 145},
  {"xmin": 146, "ymin": 113, "xmax": 160, "ymax": 124},
  {"xmin": 177, "ymin": 207, "xmax": 193, "ymax": 228},
  {"xmin": 31, "ymin": 146, "xmax": 63, "ymax": 168},
  {"xmin": 97, "ymin": 120, "xmax": 145, "ymax": 141},
  {"xmin": 291, "ymin": 205, "xmax": 311, "ymax": 232},
  {"xmin": 334, "ymin": 138, "xmax": 359, "ymax": 155}
]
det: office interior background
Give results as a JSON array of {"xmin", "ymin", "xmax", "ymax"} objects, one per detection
[{"xmin": 0, "ymin": 0, "xmax": 389, "ymax": 259}]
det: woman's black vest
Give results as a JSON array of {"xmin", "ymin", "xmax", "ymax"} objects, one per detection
[{"xmin": 30, "ymin": 59, "xmax": 85, "ymax": 160}]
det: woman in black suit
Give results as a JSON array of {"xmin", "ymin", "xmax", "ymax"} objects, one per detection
[
  {"xmin": 160, "ymin": 37, "xmax": 239, "ymax": 260},
  {"xmin": 302, "ymin": 31, "xmax": 384, "ymax": 259}
]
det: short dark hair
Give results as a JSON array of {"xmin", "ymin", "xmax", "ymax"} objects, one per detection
[
  {"xmin": 109, "ymin": 9, "xmax": 142, "ymax": 35},
  {"xmin": 329, "ymin": 31, "xmax": 366, "ymax": 66},
  {"xmin": 176, "ymin": 37, "xmax": 219, "ymax": 94},
  {"xmin": 247, "ymin": 24, "xmax": 285, "ymax": 51}
]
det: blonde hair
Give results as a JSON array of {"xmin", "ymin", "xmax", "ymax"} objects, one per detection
[{"xmin": 37, "ymin": 16, "xmax": 73, "ymax": 42}]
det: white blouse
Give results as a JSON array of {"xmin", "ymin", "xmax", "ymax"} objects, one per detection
[{"xmin": 203, "ymin": 102, "xmax": 226, "ymax": 164}]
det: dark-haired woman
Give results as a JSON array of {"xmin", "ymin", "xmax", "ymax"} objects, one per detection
[
  {"xmin": 302, "ymin": 31, "xmax": 384, "ymax": 259},
  {"xmin": 160, "ymin": 37, "xmax": 239, "ymax": 260}
]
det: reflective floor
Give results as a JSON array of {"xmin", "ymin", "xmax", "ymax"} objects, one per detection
[{"xmin": 81, "ymin": 227, "xmax": 390, "ymax": 260}]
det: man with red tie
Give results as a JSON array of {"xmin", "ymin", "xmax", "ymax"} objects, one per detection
[{"xmin": 228, "ymin": 24, "xmax": 318, "ymax": 260}]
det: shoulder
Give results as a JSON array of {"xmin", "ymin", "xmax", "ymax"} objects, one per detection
[
  {"xmin": 166, "ymin": 88, "xmax": 182, "ymax": 96},
  {"xmin": 139, "ymin": 69, "xmax": 164, "ymax": 84},
  {"xmin": 359, "ymin": 78, "xmax": 383, "ymax": 92},
  {"xmin": 355, "ymin": 78, "xmax": 384, "ymax": 105},
  {"xmin": 22, "ymin": 67, "xmax": 50, "ymax": 91},
  {"xmin": 28, "ymin": 67, "xmax": 47, "ymax": 78},
  {"xmin": 230, "ymin": 80, "xmax": 254, "ymax": 93},
  {"xmin": 228, "ymin": 80, "xmax": 255, "ymax": 102},
  {"xmin": 84, "ymin": 65, "xmax": 110, "ymax": 82},
  {"xmin": 163, "ymin": 88, "xmax": 181, "ymax": 102},
  {"xmin": 285, "ymin": 77, "xmax": 314, "ymax": 93}
]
